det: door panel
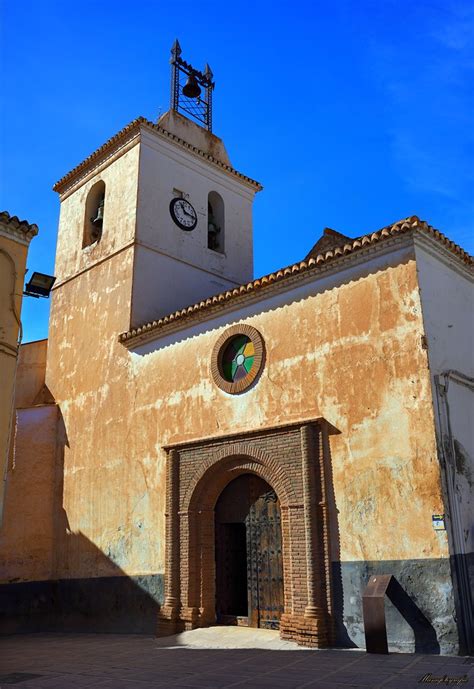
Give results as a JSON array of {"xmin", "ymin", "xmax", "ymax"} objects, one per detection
[
  {"xmin": 215, "ymin": 474, "xmax": 284, "ymax": 629},
  {"xmin": 247, "ymin": 485, "xmax": 284, "ymax": 629}
]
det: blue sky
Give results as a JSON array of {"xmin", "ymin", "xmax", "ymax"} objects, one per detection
[{"xmin": 1, "ymin": 0, "xmax": 473, "ymax": 342}]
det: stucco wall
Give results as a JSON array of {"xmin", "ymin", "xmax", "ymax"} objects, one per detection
[
  {"xmin": 45, "ymin": 246, "xmax": 151, "ymax": 579},
  {"xmin": 10, "ymin": 232, "xmax": 451, "ymax": 648},
  {"xmin": 54, "ymin": 143, "xmax": 140, "ymax": 285},
  {"xmin": 415, "ymin": 242, "xmax": 473, "ymax": 554},
  {"xmin": 1, "ymin": 222, "xmax": 460, "ymax": 648},
  {"xmin": 14, "ymin": 339, "xmax": 48, "ymax": 408},
  {"xmin": 415, "ymin": 240, "xmax": 474, "ymax": 653},
  {"xmin": 133, "ymin": 130, "xmax": 256, "ymax": 325},
  {"xmin": 415, "ymin": 243, "xmax": 473, "ymax": 376},
  {"xmin": 129, "ymin": 247, "xmax": 454, "ymax": 650},
  {"xmin": 0, "ymin": 405, "xmax": 58, "ymax": 582},
  {"xmin": 0, "ymin": 233, "xmax": 30, "ymax": 520},
  {"xmin": 157, "ymin": 110, "xmax": 232, "ymax": 165},
  {"xmin": 131, "ymin": 246, "xmax": 239, "ymax": 327}
]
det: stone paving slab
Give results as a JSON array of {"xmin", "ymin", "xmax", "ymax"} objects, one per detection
[{"xmin": 0, "ymin": 629, "xmax": 473, "ymax": 689}]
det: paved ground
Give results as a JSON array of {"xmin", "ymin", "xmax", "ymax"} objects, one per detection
[{"xmin": 1, "ymin": 628, "xmax": 473, "ymax": 689}]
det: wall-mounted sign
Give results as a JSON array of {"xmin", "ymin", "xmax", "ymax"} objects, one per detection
[{"xmin": 432, "ymin": 514, "xmax": 446, "ymax": 531}]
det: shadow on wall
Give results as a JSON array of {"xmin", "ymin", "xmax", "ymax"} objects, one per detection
[
  {"xmin": 0, "ymin": 394, "xmax": 457, "ymax": 650},
  {"xmin": 0, "ymin": 404, "xmax": 163, "ymax": 635},
  {"xmin": 385, "ymin": 577, "xmax": 440, "ymax": 653},
  {"xmin": 322, "ymin": 433, "xmax": 357, "ymax": 649},
  {"xmin": 0, "ymin": 536, "xmax": 163, "ymax": 634},
  {"xmin": 324, "ymin": 430, "xmax": 451, "ymax": 654}
]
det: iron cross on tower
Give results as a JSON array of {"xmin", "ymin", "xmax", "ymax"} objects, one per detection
[{"xmin": 170, "ymin": 39, "xmax": 215, "ymax": 132}]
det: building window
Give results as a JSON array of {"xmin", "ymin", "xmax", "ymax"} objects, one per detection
[
  {"xmin": 83, "ymin": 181, "xmax": 105, "ymax": 248},
  {"xmin": 221, "ymin": 335, "xmax": 255, "ymax": 382},
  {"xmin": 211, "ymin": 325, "xmax": 265, "ymax": 394},
  {"xmin": 208, "ymin": 191, "xmax": 224, "ymax": 252}
]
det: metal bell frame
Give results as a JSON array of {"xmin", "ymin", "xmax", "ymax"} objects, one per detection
[{"xmin": 170, "ymin": 39, "xmax": 214, "ymax": 132}]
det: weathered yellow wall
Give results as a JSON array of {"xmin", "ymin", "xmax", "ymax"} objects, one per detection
[
  {"xmin": 54, "ymin": 143, "xmax": 139, "ymax": 284},
  {"xmin": 0, "ymin": 126, "xmax": 458, "ymax": 649},
  {"xmin": 0, "ymin": 139, "xmax": 447, "ymax": 586},
  {"xmin": 0, "ymin": 233, "xmax": 29, "ymax": 521},
  {"xmin": 15, "ymin": 339, "xmax": 48, "ymax": 408},
  {"xmin": 45, "ymin": 247, "xmax": 143, "ymax": 578},
  {"xmin": 0, "ymin": 339, "xmax": 57, "ymax": 582},
  {"xmin": 32, "ymin": 252, "xmax": 447, "ymax": 584},
  {"xmin": 0, "ymin": 405, "xmax": 58, "ymax": 582},
  {"xmin": 0, "ymin": 144, "xmax": 139, "ymax": 584},
  {"xmin": 131, "ymin": 258, "xmax": 447, "ymax": 567}
]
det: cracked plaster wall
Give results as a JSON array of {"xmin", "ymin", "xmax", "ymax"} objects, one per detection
[
  {"xmin": 35, "ymin": 249, "xmax": 449, "ymax": 579},
  {"xmin": 0, "ymin": 236, "xmax": 459, "ymax": 648},
  {"xmin": 0, "ymin": 130, "xmax": 460, "ymax": 646}
]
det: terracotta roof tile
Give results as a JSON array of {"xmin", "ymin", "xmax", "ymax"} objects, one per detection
[
  {"xmin": 305, "ymin": 227, "xmax": 352, "ymax": 259},
  {"xmin": 0, "ymin": 210, "xmax": 39, "ymax": 239},
  {"xmin": 53, "ymin": 117, "xmax": 262, "ymax": 193},
  {"xmin": 119, "ymin": 216, "xmax": 472, "ymax": 346}
]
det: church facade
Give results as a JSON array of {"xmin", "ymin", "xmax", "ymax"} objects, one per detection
[{"xmin": 1, "ymin": 49, "xmax": 472, "ymax": 654}]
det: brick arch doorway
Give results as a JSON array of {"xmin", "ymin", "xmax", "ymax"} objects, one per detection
[
  {"xmin": 215, "ymin": 473, "xmax": 284, "ymax": 629},
  {"xmin": 159, "ymin": 420, "xmax": 338, "ymax": 646}
]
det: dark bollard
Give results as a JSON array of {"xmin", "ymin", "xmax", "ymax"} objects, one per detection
[{"xmin": 362, "ymin": 574, "xmax": 393, "ymax": 654}]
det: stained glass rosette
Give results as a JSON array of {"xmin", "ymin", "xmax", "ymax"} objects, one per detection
[{"xmin": 221, "ymin": 336, "xmax": 255, "ymax": 382}]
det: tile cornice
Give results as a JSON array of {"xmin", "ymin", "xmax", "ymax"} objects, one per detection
[
  {"xmin": 53, "ymin": 117, "xmax": 262, "ymax": 196},
  {"xmin": 121, "ymin": 217, "xmax": 472, "ymax": 349}
]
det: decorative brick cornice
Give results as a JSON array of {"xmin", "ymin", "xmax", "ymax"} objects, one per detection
[
  {"xmin": 162, "ymin": 416, "xmax": 339, "ymax": 451},
  {"xmin": 53, "ymin": 116, "xmax": 263, "ymax": 195},
  {"xmin": 210, "ymin": 324, "xmax": 265, "ymax": 394}
]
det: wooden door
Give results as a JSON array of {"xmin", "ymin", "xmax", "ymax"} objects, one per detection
[
  {"xmin": 215, "ymin": 474, "xmax": 284, "ymax": 629},
  {"xmin": 246, "ymin": 482, "xmax": 284, "ymax": 629}
]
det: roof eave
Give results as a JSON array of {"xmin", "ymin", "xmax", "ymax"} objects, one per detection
[
  {"xmin": 0, "ymin": 211, "xmax": 39, "ymax": 243},
  {"xmin": 52, "ymin": 117, "xmax": 263, "ymax": 195},
  {"xmin": 119, "ymin": 217, "xmax": 473, "ymax": 349}
]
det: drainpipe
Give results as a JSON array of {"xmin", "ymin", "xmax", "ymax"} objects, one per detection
[{"xmin": 434, "ymin": 370, "xmax": 474, "ymax": 654}]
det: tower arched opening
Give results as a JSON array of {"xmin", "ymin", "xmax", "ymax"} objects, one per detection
[
  {"xmin": 83, "ymin": 180, "xmax": 105, "ymax": 248},
  {"xmin": 207, "ymin": 191, "xmax": 224, "ymax": 252}
]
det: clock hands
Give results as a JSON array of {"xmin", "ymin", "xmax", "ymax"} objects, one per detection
[
  {"xmin": 177, "ymin": 200, "xmax": 195, "ymax": 218},
  {"xmin": 170, "ymin": 197, "xmax": 197, "ymax": 230}
]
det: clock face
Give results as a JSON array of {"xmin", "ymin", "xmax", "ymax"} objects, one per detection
[{"xmin": 169, "ymin": 197, "xmax": 198, "ymax": 231}]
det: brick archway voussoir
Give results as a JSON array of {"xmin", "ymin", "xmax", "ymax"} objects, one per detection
[{"xmin": 183, "ymin": 441, "xmax": 295, "ymax": 512}]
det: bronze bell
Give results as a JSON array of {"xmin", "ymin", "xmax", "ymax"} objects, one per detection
[
  {"xmin": 91, "ymin": 197, "xmax": 104, "ymax": 227},
  {"xmin": 208, "ymin": 220, "xmax": 219, "ymax": 236},
  {"xmin": 182, "ymin": 73, "xmax": 201, "ymax": 99}
]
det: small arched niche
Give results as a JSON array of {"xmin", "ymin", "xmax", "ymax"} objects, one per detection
[
  {"xmin": 208, "ymin": 191, "xmax": 224, "ymax": 253},
  {"xmin": 83, "ymin": 180, "xmax": 105, "ymax": 248}
]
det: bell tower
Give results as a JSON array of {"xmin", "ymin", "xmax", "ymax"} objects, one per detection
[
  {"xmin": 130, "ymin": 41, "xmax": 262, "ymax": 327},
  {"xmin": 42, "ymin": 44, "xmax": 262, "ymax": 601},
  {"xmin": 51, "ymin": 41, "xmax": 262, "ymax": 334}
]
